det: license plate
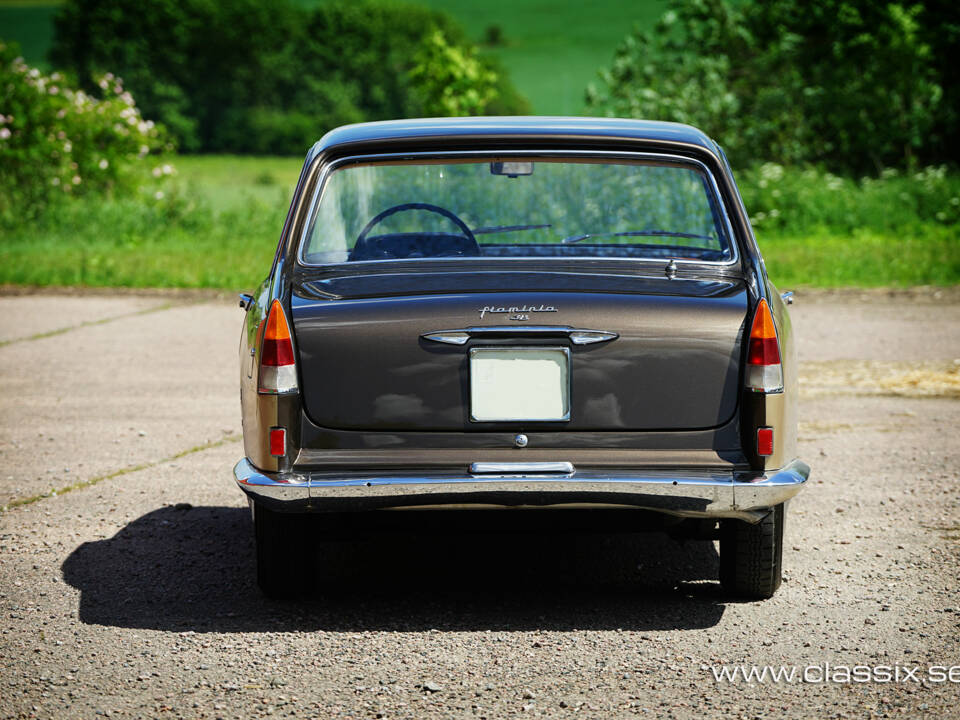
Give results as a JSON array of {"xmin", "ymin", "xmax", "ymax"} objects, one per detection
[{"xmin": 469, "ymin": 347, "xmax": 570, "ymax": 422}]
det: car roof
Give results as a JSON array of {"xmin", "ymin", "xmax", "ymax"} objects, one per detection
[{"xmin": 310, "ymin": 116, "xmax": 721, "ymax": 159}]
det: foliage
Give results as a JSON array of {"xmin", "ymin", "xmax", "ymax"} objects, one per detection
[
  {"xmin": 0, "ymin": 41, "xmax": 170, "ymax": 224},
  {"xmin": 741, "ymin": 162, "xmax": 960, "ymax": 287},
  {"xmin": 0, "ymin": 191, "xmax": 283, "ymax": 289},
  {"xmin": 758, "ymin": 227, "xmax": 959, "ymax": 289},
  {"xmin": 1, "ymin": 0, "xmax": 666, "ymax": 117},
  {"xmin": 586, "ymin": 0, "xmax": 956, "ymax": 174},
  {"xmin": 738, "ymin": 164, "xmax": 960, "ymax": 235},
  {"xmin": 48, "ymin": 0, "xmax": 530, "ymax": 155},
  {"xmin": 483, "ymin": 24, "xmax": 505, "ymax": 47},
  {"xmin": 920, "ymin": 0, "xmax": 960, "ymax": 167},
  {"xmin": 1, "ymin": 155, "xmax": 957, "ymax": 290},
  {"xmin": 409, "ymin": 30, "xmax": 498, "ymax": 116},
  {"xmin": 416, "ymin": 0, "xmax": 668, "ymax": 115}
]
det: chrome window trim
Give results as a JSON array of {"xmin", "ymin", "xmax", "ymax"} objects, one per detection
[{"xmin": 295, "ymin": 149, "xmax": 741, "ymax": 269}]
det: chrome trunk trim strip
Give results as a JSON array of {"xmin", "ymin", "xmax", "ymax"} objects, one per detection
[{"xmin": 423, "ymin": 326, "xmax": 618, "ymax": 345}]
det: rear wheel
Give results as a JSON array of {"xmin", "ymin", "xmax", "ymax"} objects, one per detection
[
  {"xmin": 719, "ymin": 503, "xmax": 785, "ymax": 599},
  {"xmin": 254, "ymin": 502, "xmax": 310, "ymax": 599}
]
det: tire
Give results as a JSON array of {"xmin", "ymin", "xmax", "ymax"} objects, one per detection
[
  {"xmin": 253, "ymin": 502, "xmax": 310, "ymax": 599},
  {"xmin": 719, "ymin": 503, "xmax": 785, "ymax": 599}
]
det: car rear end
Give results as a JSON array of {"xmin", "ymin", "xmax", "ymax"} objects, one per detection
[{"xmin": 234, "ymin": 118, "xmax": 809, "ymax": 598}]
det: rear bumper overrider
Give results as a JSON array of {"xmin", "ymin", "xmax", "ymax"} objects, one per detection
[{"xmin": 234, "ymin": 457, "xmax": 810, "ymax": 523}]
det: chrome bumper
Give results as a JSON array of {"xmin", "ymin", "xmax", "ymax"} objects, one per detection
[{"xmin": 234, "ymin": 458, "xmax": 810, "ymax": 523}]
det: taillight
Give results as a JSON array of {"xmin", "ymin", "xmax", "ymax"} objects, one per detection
[
  {"xmin": 269, "ymin": 427, "xmax": 286, "ymax": 456},
  {"xmin": 745, "ymin": 298, "xmax": 783, "ymax": 393},
  {"xmin": 258, "ymin": 299, "xmax": 297, "ymax": 394},
  {"xmin": 757, "ymin": 427, "xmax": 774, "ymax": 456}
]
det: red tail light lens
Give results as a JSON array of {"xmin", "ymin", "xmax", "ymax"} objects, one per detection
[
  {"xmin": 269, "ymin": 427, "xmax": 286, "ymax": 456},
  {"xmin": 258, "ymin": 299, "xmax": 298, "ymax": 394},
  {"xmin": 745, "ymin": 298, "xmax": 783, "ymax": 393},
  {"xmin": 757, "ymin": 427, "xmax": 774, "ymax": 456}
]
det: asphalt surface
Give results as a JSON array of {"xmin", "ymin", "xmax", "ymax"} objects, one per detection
[{"xmin": 1, "ymin": 289, "xmax": 958, "ymax": 719}]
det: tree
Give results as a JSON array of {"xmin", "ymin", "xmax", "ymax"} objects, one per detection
[
  {"xmin": 49, "ymin": 0, "xmax": 530, "ymax": 155},
  {"xmin": 409, "ymin": 30, "xmax": 498, "ymax": 116},
  {"xmin": 586, "ymin": 0, "xmax": 951, "ymax": 174}
]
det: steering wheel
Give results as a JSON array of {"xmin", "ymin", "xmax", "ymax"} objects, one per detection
[{"xmin": 350, "ymin": 202, "xmax": 479, "ymax": 261}]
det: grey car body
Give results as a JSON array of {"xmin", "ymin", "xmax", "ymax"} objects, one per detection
[{"xmin": 233, "ymin": 117, "xmax": 810, "ymax": 598}]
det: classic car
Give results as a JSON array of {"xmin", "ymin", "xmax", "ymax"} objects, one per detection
[{"xmin": 234, "ymin": 117, "xmax": 810, "ymax": 599}]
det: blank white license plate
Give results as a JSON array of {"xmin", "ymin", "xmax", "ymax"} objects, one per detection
[{"xmin": 469, "ymin": 347, "xmax": 570, "ymax": 422}]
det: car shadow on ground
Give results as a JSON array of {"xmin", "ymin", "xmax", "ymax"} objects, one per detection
[{"xmin": 62, "ymin": 505, "xmax": 728, "ymax": 633}]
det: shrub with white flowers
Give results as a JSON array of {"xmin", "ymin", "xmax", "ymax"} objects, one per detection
[{"xmin": 0, "ymin": 42, "xmax": 171, "ymax": 223}]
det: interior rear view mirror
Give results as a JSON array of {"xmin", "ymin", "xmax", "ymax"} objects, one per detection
[{"xmin": 490, "ymin": 161, "xmax": 533, "ymax": 177}]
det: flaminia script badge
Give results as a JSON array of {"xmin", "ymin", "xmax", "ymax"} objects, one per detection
[{"xmin": 478, "ymin": 304, "xmax": 558, "ymax": 322}]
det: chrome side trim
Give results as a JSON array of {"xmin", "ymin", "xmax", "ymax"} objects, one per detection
[
  {"xmin": 423, "ymin": 326, "xmax": 619, "ymax": 346},
  {"xmin": 469, "ymin": 461, "xmax": 574, "ymax": 475},
  {"xmin": 233, "ymin": 457, "xmax": 810, "ymax": 522}
]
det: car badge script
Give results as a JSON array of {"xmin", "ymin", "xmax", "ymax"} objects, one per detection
[{"xmin": 478, "ymin": 304, "xmax": 558, "ymax": 322}]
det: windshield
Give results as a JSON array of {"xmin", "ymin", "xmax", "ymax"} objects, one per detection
[{"xmin": 300, "ymin": 156, "xmax": 734, "ymax": 265}]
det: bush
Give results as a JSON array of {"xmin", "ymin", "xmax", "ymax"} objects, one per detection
[
  {"xmin": 586, "ymin": 0, "xmax": 954, "ymax": 175},
  {"xmin": 49, "ymin": 0, "xmax": 531, "ymax": 156},
  {"xmin": 409, "ymin": 30, "xmax": 498, "ymax": 116},
  {"xmin": 0, "ymin": 41, "xmax": 170, "ymax": 224},
  {"xmin": 737, "ymin": 163, "xmax": 960, "ymax": 235}
]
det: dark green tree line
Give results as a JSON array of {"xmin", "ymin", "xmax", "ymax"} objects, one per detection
[
  {"xmin": 586, "ymin": 0, "xmax": 958, "ymax": 174},
  {"xmin": 50, "ymin": 0, "xmax": 530, "ymax": 155}
]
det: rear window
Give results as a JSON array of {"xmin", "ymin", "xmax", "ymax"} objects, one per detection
[{"xmin": 300, "ymin": 156, "xmax": 735, "ymax": 265}]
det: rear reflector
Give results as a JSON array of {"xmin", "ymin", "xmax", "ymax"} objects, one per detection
[
  {"xmin": 269, "ymin": 427, "xmax": 286, "ymax": 456},
  {"xmin": 745, "ymin": 298, "xmax": 784, "ymax": 393},
  {"xmin": 757, "ymin": 427, "xmax": 774, "ymax": 456},
  {"xmin": 258, "ymin": 299, "xmax": 298, "ymax": 394}
]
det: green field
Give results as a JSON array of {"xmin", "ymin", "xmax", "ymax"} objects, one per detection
[
  {"xmin": 416, "ymin": 0, "xmax": 665, "ymax": 114},
  {"xmin": 172, "ymin": 155, "xmax": 302, "ymax": 212},
  {"xmin": 1, "ymin": 156, "xmax": 957, "ymax": 291},
  {"xmin": 0, "ymin": 0, "xmax": 664, "ymax": 115}
]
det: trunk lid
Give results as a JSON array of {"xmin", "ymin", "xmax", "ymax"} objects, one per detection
[{"xmin": 291, "ymin": 271, "xmax": 747, "ymax": 432}]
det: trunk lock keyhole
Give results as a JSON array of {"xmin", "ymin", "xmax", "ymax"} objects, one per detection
[{"xmin": 514, "ymin": 434, "xmax": 528, "ymax": 448}]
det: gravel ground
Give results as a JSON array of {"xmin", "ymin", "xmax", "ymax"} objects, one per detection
[{"xmin": 1, "ymin": 290, "xmax": 958, "ymax": 720}]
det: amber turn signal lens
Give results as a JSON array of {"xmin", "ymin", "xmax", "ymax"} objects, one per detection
[
  {"xmin": 258, "ymin": 299, "xmax": 298, "ymax": 394},
  {"xmin": 747, "ymin": 298, "xmax": 781, "ymax": 366},
  {"xmin": 261, "ymin": 299, "xmax": 295, "ymax": 367}
]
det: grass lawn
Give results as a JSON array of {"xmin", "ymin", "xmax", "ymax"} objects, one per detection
[
  {"xmin": 171, "ymin": 155, "xmax": 302, "ymax": 212},
  {"xmin": 0, "ymin": 0, "xmax": 664, "ymax": 115},
  {"xmin": 759, "ymin": 228, "xmax": 960, "ymax": 289},
  {"xmin": 3, "ymin": 220, "xmax": 955, "ymax": 291}
]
